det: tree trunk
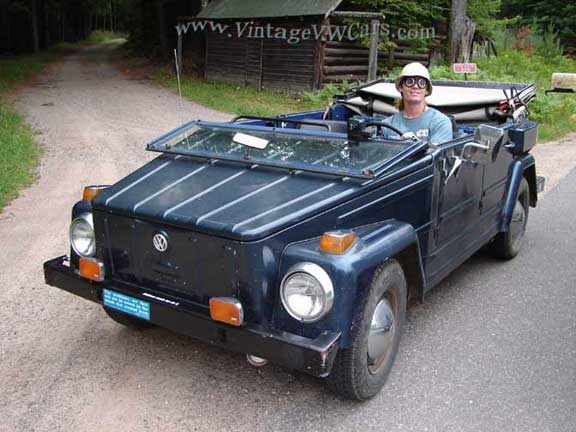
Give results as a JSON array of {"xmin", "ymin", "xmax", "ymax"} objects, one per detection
[
  {"xmin": 61, "ymin": 11, "xmax": 66, "ymax": 42},
  {"xmin": 448, "ymin": 0, "xmax": 468, "ymax": 63},
  {"xmin": 156, "ymin": 0, "xmax": 168, "ymax": 57},
  {"xmin": 84, "ymin": 11, "xmax": 90, "ymax": 39},
  {"xmin": 43, "ymin": 0, "xmax": 50, "ymax": 48},
  {"xmin": 31, "ymin": 0, "xmax": 40, "ymax": 52},
  {"xmin": 460, "ymin": 17, "xmax": 476, "ymax": 62},
  {"xmin": 0, "ymin": 0, "xmax": 11, "ymax": 52},
  {"xmin": 110, "ymin": 0, "xmax": 114, "ymax": 32}
]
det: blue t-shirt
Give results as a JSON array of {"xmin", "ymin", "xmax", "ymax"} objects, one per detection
[{"xmin": 383, "ymin": 107, "xmax": 453, "ymax": 143}]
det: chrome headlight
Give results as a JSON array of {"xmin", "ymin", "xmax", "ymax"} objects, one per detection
[
  {"xmin": 280, "ymin": 262, "xmax": 334, "ymax": 322},
  {"xmin": 69, "ymin": 213, "xmax": 95, "ymax": 257}
]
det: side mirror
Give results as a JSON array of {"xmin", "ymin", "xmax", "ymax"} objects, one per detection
[
  {"xmin": 444, "ymin": 125, "xmax": 505, "ymax": 184},
  {"xmin": 465, "ymin": 124, "xmax": 505, "ymax": 164}
]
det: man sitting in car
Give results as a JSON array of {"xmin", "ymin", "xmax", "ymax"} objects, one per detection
[{"xmin": 384, "ymin": 62, "xmax": 453, "ymax": 144}]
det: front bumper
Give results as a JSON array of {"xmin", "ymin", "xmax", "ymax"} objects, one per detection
[{"xmin": 43, "ymin": 256, "xmax": 340, "ymax": 377}]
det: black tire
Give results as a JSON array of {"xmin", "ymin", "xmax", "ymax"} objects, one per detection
[
  {"xmin": 104, "ymin": 307, "xmax": 154, "ymax": 330},
  {"xmin": 490, "ymin": 178, "xmax": 530, "ymax": 259},
  {"xmin": 328, "ymin": 260, "xmax": 407, "ymax": 401}
]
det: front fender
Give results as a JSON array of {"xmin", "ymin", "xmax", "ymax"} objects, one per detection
[
  {"xmin": 501, "ymin": 155, "xmax": 536, "ymax": 232},
  {"xmin": 275, "ymin": 220, "xmax": 425, "ymax": 347}
]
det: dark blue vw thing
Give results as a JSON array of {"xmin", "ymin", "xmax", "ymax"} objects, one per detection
[{"xmin": 44, "ymin": 79, "xmax": 544, "ymax": 400}]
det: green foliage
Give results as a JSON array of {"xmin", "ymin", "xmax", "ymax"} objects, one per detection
[
  {"xmin": 345, "ymin": 0, "xmax": 447, "ymax": 28},
  {"xmin": 302, "ymin": 82, "xmax": 355, "ymax": 106},
  {"xmin": 0, "ymin": 56, "xmax": 48, "ymax": 211},
  {"xmin": 467, "ymin": 0, "xmax": 502, "ymax": 40},
  {"xmin": 533, "ymin": 24, "xmax": 564, "ymax": 59},
  {"xmin": 431, "ymin": 49, "xmax": 576, "ymax": 141},
  {"xmin": 342, "ymin": 0, "xmax": 448, "ymax": 50},
  {"xmin": 501, "ymin": 0, "xmax": 576, "ymax": 49}
]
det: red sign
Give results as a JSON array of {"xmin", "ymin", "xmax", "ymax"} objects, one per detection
[{"xmin": 453, "ymin": 63, "xmax": 478, "ymax": 74}]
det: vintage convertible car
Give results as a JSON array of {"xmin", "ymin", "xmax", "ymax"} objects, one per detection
[{"xmin": 44, "ymin": 79, "xmax": 544, "ymax": 400}]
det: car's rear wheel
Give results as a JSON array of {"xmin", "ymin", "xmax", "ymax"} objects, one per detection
[
  {"xmin": 104, "ymin": 308, "xmax": 154, "ymax": 330},
  {"xmin": 328, "ymin": 260, "xmax": 407, "ymax": 401},
  {"xmin": 490, "ymin": 178, "xmax": 530, "ymax": 259}
]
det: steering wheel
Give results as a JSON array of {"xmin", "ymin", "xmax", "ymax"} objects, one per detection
[
  {"xmin": 358, "ymin": 120, "xmax": 404, "ymax": 138},
  {"xmin": 348, "ymin": 117, "xmax": 408, "ymax": 142},
  {"xmin": 374, "ymin": 122, "xmax": 404, "ymax": 137}
]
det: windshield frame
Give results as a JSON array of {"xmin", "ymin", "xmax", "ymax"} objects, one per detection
[{"xmin": 146, "ymin": 120, "xmax": 420, "ymax": 180}]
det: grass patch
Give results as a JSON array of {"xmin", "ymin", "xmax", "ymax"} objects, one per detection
[
  {"xmin": 153, "ymin": 68, "xmax": 325, "ymax": 117},
  {"xmin": 0, "ymin": 55, "xmax": 51, "ymax": 211},
  {"xmin": 429, "ymin": 50, "xmax": 576, "ymax": 142},
  {"xmin": 87, "ymin": 30, "xmax": 127, "ymax": 44},
  {"xmin": 53, "ymin": 31, "xmax": 127, "ymax": 51}
]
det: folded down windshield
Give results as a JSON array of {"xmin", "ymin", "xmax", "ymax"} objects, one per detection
[{"xmin": 147, "ymin": 122, "xmax": 412, "ymax": 178}]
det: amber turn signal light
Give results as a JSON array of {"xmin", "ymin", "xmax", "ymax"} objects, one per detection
[
  {"xmin": 209, "ymin": 297, "xmax": 244, "ymax": 326},
  {"xmin": 82, "ymin": 185, "xmax": 109, "ymax": 202},
  {"xmin": 79, "ymin": 257, "xmax": 105, "ymax": 282},
  {"xmin": 319, "ymin": 231, "xmax": 357, "ymax": 254}
]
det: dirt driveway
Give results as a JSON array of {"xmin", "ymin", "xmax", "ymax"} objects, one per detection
[
  {"xmin": 1, "ymin": 44, "xmax": 234, "ymax": 431},
  {"xmin": 1, "ymin": 43, "xmax": 575, "ymax": 432}
]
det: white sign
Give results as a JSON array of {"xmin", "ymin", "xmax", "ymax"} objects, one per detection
[
  {"xmin": 453, "ymin": 63, "xmax": 477, "ymax": 74},
  {"xmin": 232, "ymin": 132, "xmax": 269, "ymax": 149}
]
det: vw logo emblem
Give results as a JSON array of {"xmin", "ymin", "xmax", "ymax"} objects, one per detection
[{"xmin": 153, "ymin": 233, "xmax": 168, "ymax": 252}]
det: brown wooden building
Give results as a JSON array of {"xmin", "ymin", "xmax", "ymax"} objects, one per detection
[{"xmin": 194, "ymin": 0, "xmax": 433, "ymax": 91}]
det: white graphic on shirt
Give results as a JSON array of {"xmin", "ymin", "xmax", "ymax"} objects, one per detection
[{"xmin": 416, "ymin": 129, "xmax": 430, "ymax": 138}]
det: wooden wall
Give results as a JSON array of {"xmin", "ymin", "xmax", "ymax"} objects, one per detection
[
  {"xmin": 322, "ymin": 40, "xmax": 432, "ymax": 84},
  {"xmin": 205, "ymin": 22, "xmax": 321, "ymax": 91}
]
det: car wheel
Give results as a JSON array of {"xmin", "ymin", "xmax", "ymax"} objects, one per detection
[
  {"xmin": 490, "ymin": 178, "xmax": 529, "ymax": 259},
  {"xmin": 328, "ymin": 260, "xmax": 407, "ymax": 401},
  {"xmin": 104, "ymin": 308, "xmax": 154, "ymax": 330}
]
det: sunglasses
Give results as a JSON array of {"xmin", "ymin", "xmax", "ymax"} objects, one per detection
[{"xmin": 402, "ymin": 77, "xmax": 428, "ymax": 90}]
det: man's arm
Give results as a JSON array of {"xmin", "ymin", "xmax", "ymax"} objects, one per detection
[
  {"xmin": 382, "ymin": 113, "xmax": 403, "ymax": 139},
  {"xmin": 430, "ymin": 113, "xmax": 453, "ymax": 144}
]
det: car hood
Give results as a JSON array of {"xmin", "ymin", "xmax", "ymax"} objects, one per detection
[{"xmin": 92, "ymin": 154, "xmax": 361, "ymax": 241}]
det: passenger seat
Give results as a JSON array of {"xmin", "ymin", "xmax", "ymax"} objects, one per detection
[{"xmin": 297, "ymin": 120, "xmax": 348, "ymax": 134}]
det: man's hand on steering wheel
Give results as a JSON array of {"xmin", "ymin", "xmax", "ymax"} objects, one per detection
[{"xmin": 374, "ymin": 122, "xmax": 404, "ymax": 137}]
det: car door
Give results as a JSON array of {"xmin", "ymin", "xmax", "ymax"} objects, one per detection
[
  {"xmin": 480, "ymin": 129, "xmax": 515, "ymax": 230},
  {"xmin": 425, "ymin": 137, "xmax": 485, "ymax": 287}
]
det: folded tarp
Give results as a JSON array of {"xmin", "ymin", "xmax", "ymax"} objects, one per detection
[{"xmin": 340, "ymin": 80, "xmax": 536, "ymax": 122}]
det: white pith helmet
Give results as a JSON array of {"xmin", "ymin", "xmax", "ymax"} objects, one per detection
[{"xmin": 395, "ymin": 62, "xmax": 433, "ymax": 96}]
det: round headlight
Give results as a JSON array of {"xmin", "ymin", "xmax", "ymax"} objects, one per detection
[
  {"xmin": 70, "ymin": 213, "xmax": 95, "ymax": 257},
  {"xmin": 280, "ymin": 263, "xmax": 334, "ymax": 322}
]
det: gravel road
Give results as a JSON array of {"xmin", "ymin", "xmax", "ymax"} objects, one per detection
[{"xmin": 1, "ymin": 44, "xmax": 575, "ymax": 432}]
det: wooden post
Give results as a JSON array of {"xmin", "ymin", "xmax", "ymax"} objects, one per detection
[
  {"xmin": 388, "ymin": 46, "xmax": 395, "ymax": 70},
  {"xmin": 258, "ymin": 39, "xmax": 264, "ymax": 91},
  {"xmin": 368, "ymin": 19, "xmax": 379, "ymax": 81},
  {"xmin": 177, "ymin": 31, "xmax": 183, "ymax": 73}
]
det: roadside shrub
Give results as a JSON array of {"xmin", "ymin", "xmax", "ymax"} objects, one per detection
[{"xmin": 429, "ymin": 47, "xmax": 576, "ymax": 141}]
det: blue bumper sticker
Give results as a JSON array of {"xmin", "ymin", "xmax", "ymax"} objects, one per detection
[{"xmin": 103, "ymin": 289, "xmax": 150, "ymax": 321}]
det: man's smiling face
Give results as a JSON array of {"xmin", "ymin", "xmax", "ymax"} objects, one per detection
[{"xmin": 400, "ymin": 76, "xmax": 428, "ymax": 105}]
